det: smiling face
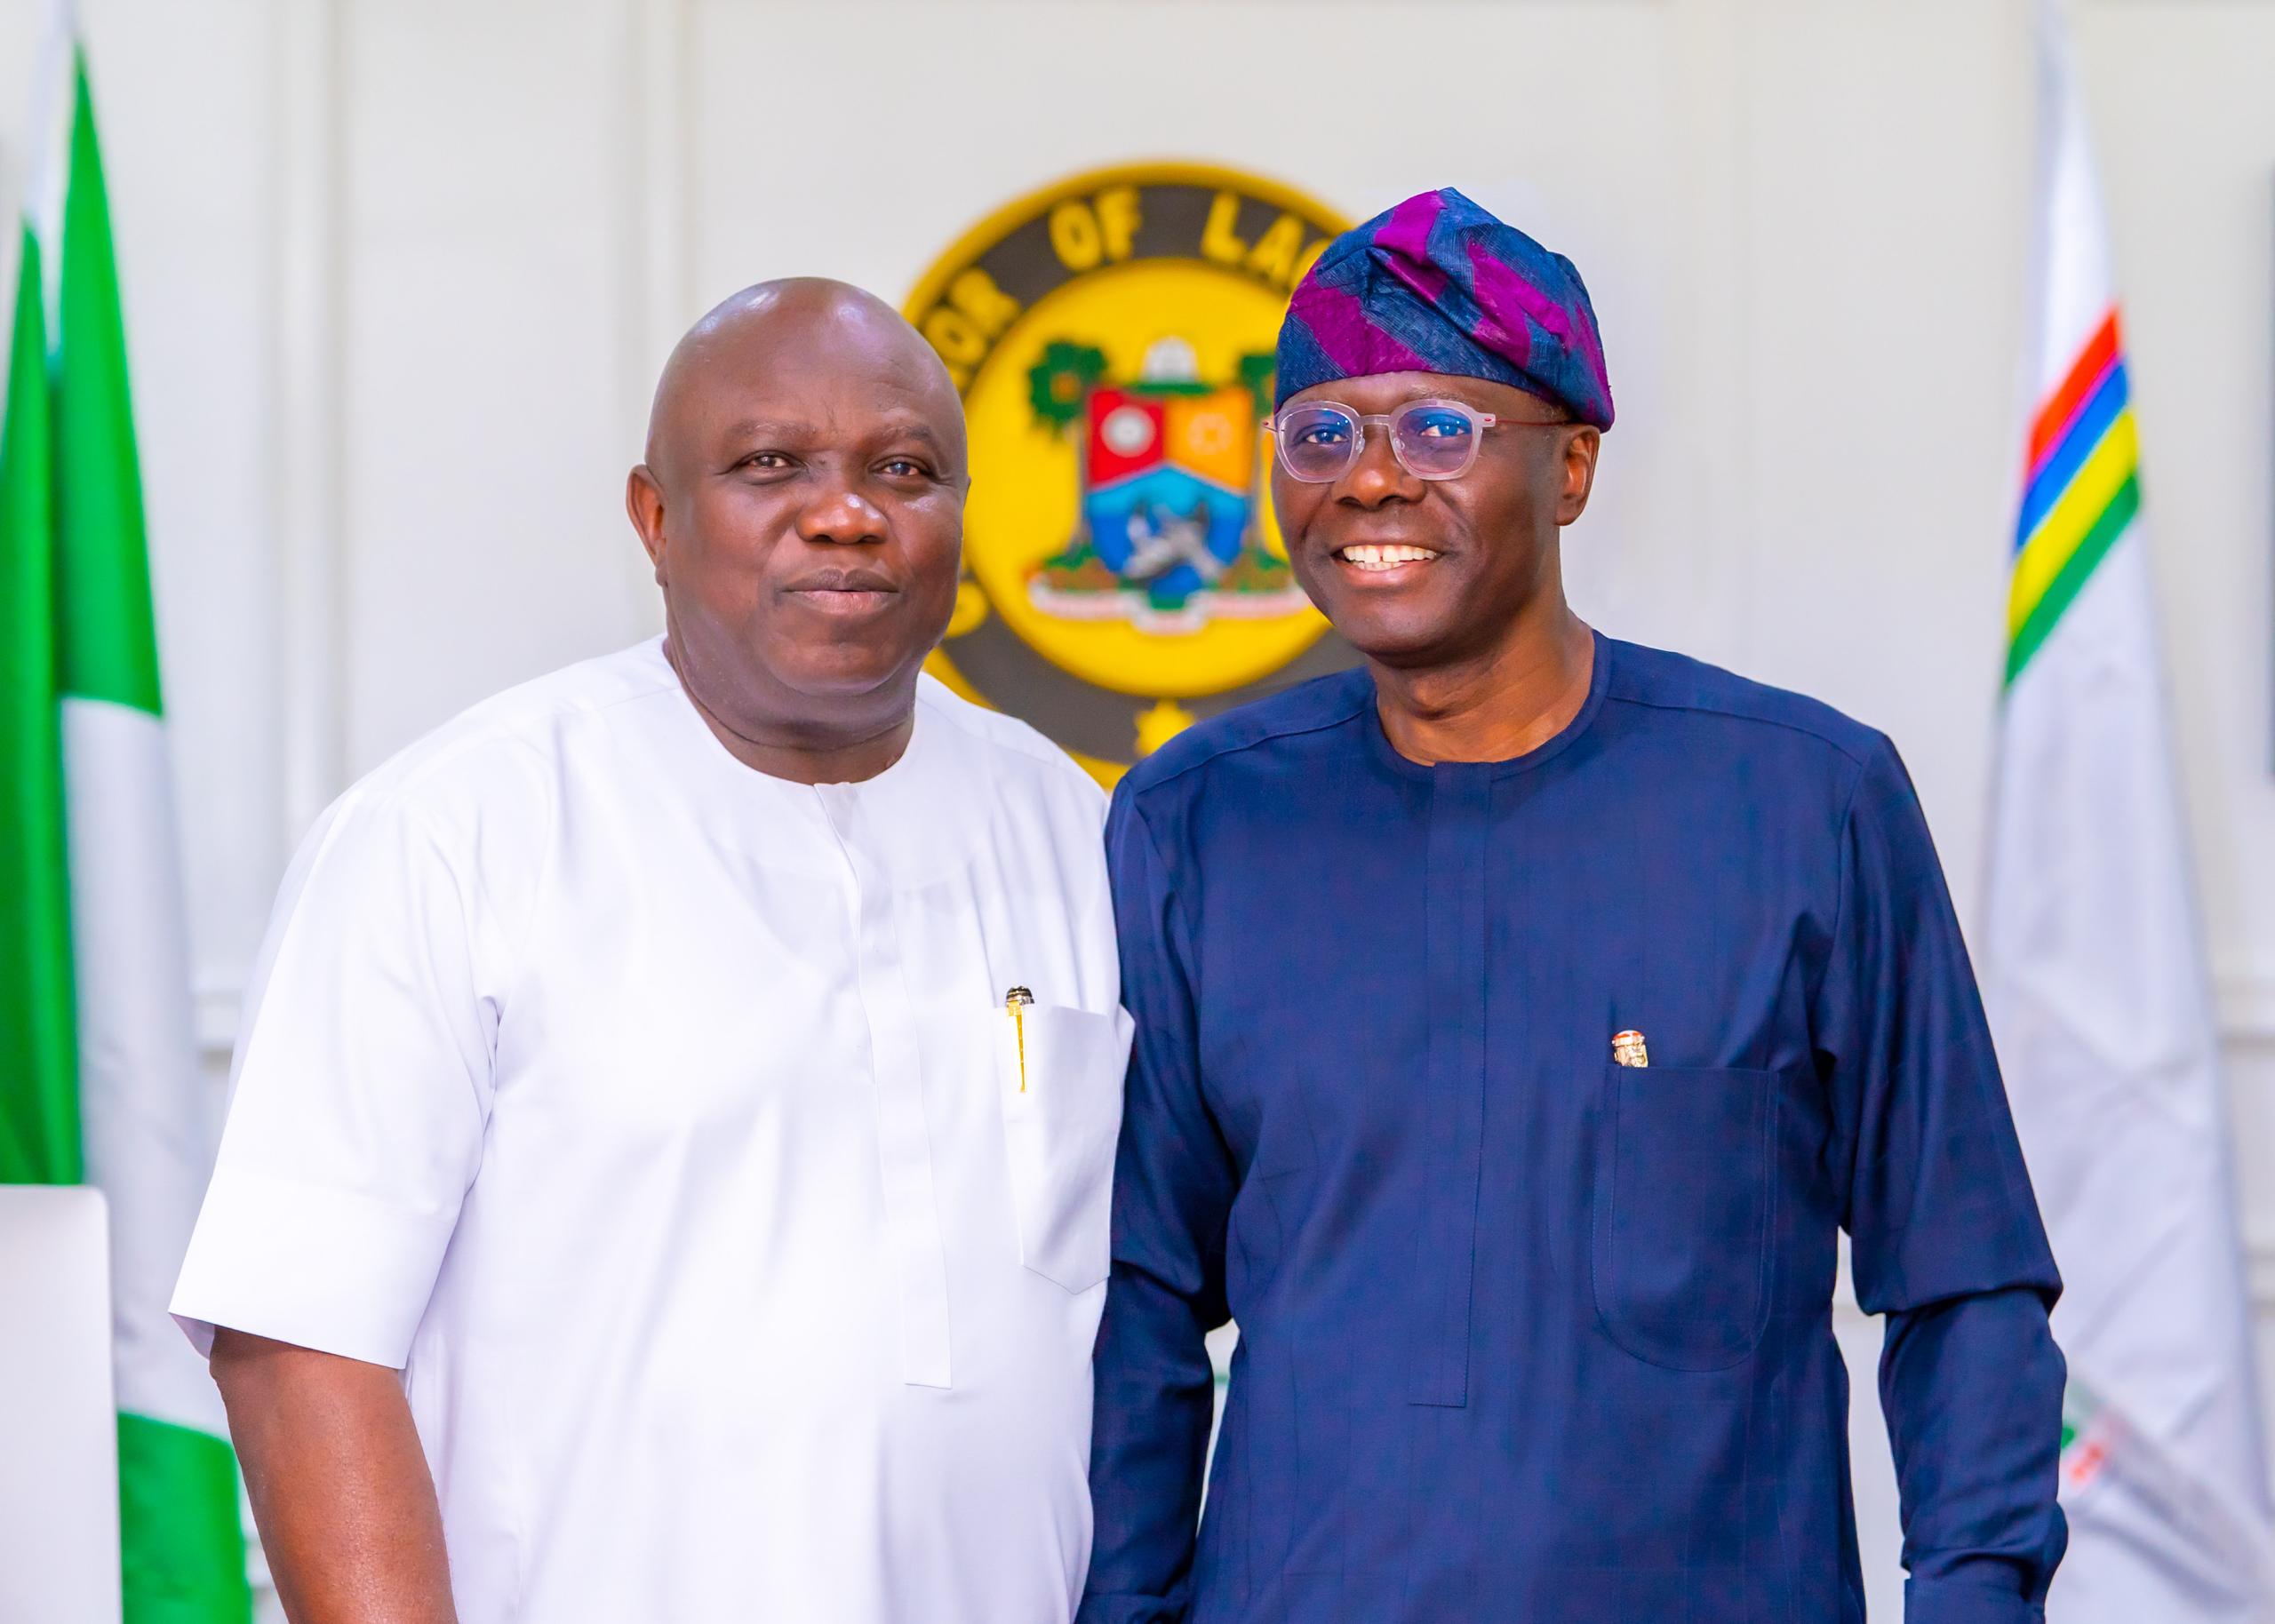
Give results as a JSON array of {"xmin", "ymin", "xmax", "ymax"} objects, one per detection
[
  {"xmin": 1270, "ymin": 370, "xmax": 1600, "ymax": 672},
  {"xmin": 627, "ymin": 281, "xmax": 968, "ymax": 752}
]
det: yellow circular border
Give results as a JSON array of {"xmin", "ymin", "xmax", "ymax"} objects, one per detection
[{"xmin": 904, "ymin": 158, "xmax": 1350, "ymax": 327}]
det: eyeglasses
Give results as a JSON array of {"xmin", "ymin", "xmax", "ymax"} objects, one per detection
[{"xmin": 1264, "ymin": 397, "xmax": 1565, "ymax": 483}]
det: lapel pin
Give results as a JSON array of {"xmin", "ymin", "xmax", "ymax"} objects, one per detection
[{"xmin": 1612, "ymin": 1030, "xmax": 1649, "ymax": 1068}]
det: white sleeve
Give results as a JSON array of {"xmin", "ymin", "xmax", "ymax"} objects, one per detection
[{"xmin": 171, "ymin": 779, "xmax": 509, "ymax": 1369}]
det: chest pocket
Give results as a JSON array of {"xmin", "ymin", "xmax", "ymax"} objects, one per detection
[
  {"xmin": 994, "ymin": 1000, "xmax": 1134, "ymax": 1294},
  {"xmin": 1589, "ymin": 1063, "xmax": 1778, "ymax": 1371}
]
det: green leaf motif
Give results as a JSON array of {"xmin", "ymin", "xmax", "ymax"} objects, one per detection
[{"xmin": 1029, "ymin": 341, "xmax": 1108, "ymax": 432}]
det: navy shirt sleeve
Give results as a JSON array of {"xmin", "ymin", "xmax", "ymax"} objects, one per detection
[
  {"xmin": 1816, "ymin": 736, "xmax": 2069, "ymax": 1621},
  {"xmin": 1082, "ymin": 786, "xmax": 1235, "ymax": 1624}
]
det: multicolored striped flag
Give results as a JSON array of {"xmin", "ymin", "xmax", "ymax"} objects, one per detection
[
  {"xmin": 0, "ymin": 18, "xmax": 252, "ymax": 1622},
  {"xmin": 1985, "ymin": 4, "xmax": 2275, "ymax": 1614}
]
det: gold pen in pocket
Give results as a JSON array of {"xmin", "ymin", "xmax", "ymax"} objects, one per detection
[{"xmin": 1006, "ymin": 986, "xmax": 1034, "ymax": 1092}]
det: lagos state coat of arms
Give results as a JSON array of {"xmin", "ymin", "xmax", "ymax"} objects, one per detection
[{"xmin": 905, "ymin": 163, "xmax": 1359, "ymax": 783}]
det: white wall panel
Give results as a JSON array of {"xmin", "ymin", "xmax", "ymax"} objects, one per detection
[
  {"xmin": 1735, "ymin": 0, "xmax": 2029, "ymax": 889},
  {"xmin": 338, "ymin": 0, "xmax": 660, "ymax": 779}
]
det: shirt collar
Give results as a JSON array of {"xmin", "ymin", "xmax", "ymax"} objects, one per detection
[{"xmin": 1357, "ymin": 627, "xmax": 1614, "ymax": 783}]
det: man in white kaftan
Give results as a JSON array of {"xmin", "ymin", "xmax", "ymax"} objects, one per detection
[{"xmin": 173, "ymin": 280, "xmax": 1129, "ymax": 1624}]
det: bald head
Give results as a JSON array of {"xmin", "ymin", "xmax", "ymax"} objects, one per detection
[
  {"xmin": 643, "ymin": 277, "xmax": 963, "ymax": 484},
  {"xmin": 624, "ymin": 275, "xmax": 970, "ymax": 782}
]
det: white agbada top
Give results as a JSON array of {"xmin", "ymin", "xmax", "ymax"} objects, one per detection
[{"xmin": 172, "ymin": 640, "xmax": 1131, "ymax": 1624}]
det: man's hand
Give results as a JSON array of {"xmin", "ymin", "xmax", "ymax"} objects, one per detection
[{"xmin": 210, "ymin": 1328, "xmax": 457, "ymax": 1624}]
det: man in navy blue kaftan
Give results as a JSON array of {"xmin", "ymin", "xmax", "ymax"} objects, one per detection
[{"xmin": 1078, "ymin": 189, "xmax": 2068, "ymax": 1624}]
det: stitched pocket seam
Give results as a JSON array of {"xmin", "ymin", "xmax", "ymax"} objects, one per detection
[{"xmin": 1589, "ymin": 1063, "xmax": 1779, "ymax": 1373}]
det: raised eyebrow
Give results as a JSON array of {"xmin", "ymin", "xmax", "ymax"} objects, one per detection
[
  {"xmin": 712, "ymin": 418, "xmax": 956, "ymax": 466},
  {"xmin": 1395, "ymin": 391, "xmax": 1485, "ymax": 410},
  {"xmin": 872, "ymin": 423, "xmax": 946, "ymax": 452},
  {"xmin": 1399, "ymin": 391, "xmax": 1568, "ymax": 425},
  {"xmin": 719, "ymin": 418, "xmax": 816, "ymax": 446}
]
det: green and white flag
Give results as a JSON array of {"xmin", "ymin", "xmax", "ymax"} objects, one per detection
[{"xmin": 0, "ymin": 19, "xmax": 252, "ymax": 1622}]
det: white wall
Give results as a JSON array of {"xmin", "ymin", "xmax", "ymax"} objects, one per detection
[{"xmin": 2, "ymin": 0, "xmax": 2271, "ymax": 1612}]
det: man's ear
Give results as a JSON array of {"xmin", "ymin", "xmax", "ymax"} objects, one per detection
[
  {"xmin": 626, "ymin": 465, "xmax": 669, "ymax": 585},
  {"xmin": 1556, "ymin": 426, "xmax": 1601, "ymax": 526}
]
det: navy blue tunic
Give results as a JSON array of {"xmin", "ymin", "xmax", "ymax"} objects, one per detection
[{"xmin": 1080, "ymin": 634, "xmax": 2065, "ymax": 1624}]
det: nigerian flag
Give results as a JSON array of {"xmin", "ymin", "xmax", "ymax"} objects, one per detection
[{"xmin": 0, "ymin": 25, "xmax": 252, "ymax": 1624}]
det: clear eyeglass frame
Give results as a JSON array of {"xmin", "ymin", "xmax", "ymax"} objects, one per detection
[{"xmin": 1264, "ymin": 397, "xmax": 1566, "ymax": 483}]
